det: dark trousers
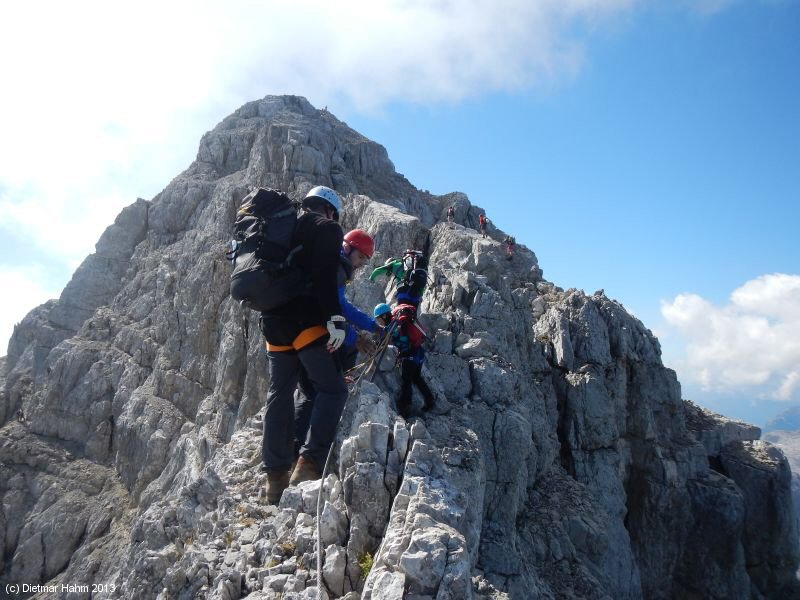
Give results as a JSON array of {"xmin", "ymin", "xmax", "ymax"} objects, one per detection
[
  {"xmin": 263, "ymin": 339, "xmax": 348, "ymax": 472},
  {"xmin": 293, "ymin": 345, "xmax": 357, "ymax": 457},
  {"xmin": 398, "ymin": 359, "xmax": 435, "ymax": 416}
]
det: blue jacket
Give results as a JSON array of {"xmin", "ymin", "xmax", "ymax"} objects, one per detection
[{"xmin": 338, "ymin": 252, "xmax": 377, "ymax": 349}]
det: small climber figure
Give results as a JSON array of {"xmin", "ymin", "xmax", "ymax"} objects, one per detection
[
  {"xmin": 503, "ymin": 235, "xmax": 516, "ymax": 260},
  {"xmin": 479, "ymin": 213, "xmax": 488, "ymax": 238},
  {"xmin": 375, "ymin": 303, "xmax": 436, "ymax": 418},
  {"xmin": 447, "ymin": 205, "xmax": 455, "ymax": 227}
]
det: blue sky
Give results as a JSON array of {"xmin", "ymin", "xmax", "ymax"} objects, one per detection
[
  {"xmin": 1, "ymin": 0, "xmax": 798, "ymax": 426},
  {"xmin": 347, "ymin": 3, "xmax": 800, "ymax": 312},
  {"xmin": 345, "ymin": 2, "xmax": 800, "ymax": 425}
]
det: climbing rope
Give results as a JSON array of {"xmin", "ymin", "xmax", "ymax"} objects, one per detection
[{"xmin": 314, "ymin": 321, "xmax": 398, "ymax": 599}]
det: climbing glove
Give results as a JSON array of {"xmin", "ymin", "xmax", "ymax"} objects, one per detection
[{"xmin": 326, "ymin": 315, "xmax": 347, "ymax": 351}]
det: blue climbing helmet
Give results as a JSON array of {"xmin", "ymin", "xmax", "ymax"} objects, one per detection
[{"xmin": 373, "ymin": 303, "xmax": 392, "ymax": 318}]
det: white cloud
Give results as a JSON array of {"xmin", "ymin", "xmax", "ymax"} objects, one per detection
[
  {"xmin": 661, "ymin": 274, "xmax": 800, "ymax": 402},
  {"xmin": 0, "ymin": 0, "xmax": 639, "ymax": 347},
  {"xmin": 3, "ymin": 0, "xmax": 745, "ymax": 356},
  {"xmin": 0, "ymin": 1, "xmax": 637, "ymax": 246},
  {"xmin": 776, "ymin": 371, "xmax": 800, "ymax": 401}
]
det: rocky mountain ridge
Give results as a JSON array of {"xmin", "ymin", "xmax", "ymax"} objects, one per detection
[{"xmin": 1, "ymin": 95, "xmax": 798, "ymax": 599}]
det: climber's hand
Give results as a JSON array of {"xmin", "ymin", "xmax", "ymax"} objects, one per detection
[
  {"xmin": 326, "ymin": 316, "xmax": 346, "ymax": 352},
  {"xmin": 355, "ymin": 332, "xmax": 377, "ymax": 355}
]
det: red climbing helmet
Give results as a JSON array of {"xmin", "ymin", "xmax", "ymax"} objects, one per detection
[{"xmin": 343, "ymin": 229, "xmax": 375, "ymax": 258}]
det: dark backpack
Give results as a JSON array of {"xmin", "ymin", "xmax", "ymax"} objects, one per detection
[
  {"xmin": 395, "ymin": 250, "xmax": 428, "ymax": 308},
  {"xmin": 227, "ymin": 188, "xmax": 308, "ymax": 312}
]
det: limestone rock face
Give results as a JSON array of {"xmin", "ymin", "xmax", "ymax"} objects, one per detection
[
  {"xmin": 763, "ymin": 428, "xmax": 800, "ymax": 537},
  {"xmin": 763, "ymin": 408, "xmax": 800, "ymax": 550},
  {"xmin": 682, "ymin": 402, "xmax": 800, "ymax": 599},
  {"xmin": 720, "ymin": 441, "xmax": 800, "ymax": 596},
  {"xmin": 684, "ymin": 400, "xmax": 762, "ymax": 458},
  {"xmin": 2, "ymin": 95, "xmax": 798, "ymax": 599}
]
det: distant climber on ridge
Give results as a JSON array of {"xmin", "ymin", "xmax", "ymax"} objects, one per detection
[
  {"xmin": 447, "ymin": 205, "xmax": 455, "ymax": 227},
  {"xmin": 503, "ymin": 235, "xmax": 516, "ymax": 260},
  {"xmin": 479, "ymin": 213, "xmax": 488, "ymax": 238}
]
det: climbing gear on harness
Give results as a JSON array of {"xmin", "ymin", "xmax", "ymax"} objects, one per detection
[
  {"xmin": 343, "ymin": 229, "xmax": 375, "ymax": 258},
  {"xmin": 392, "ymin": 303, "xmax": 427, "ymax": 351}
]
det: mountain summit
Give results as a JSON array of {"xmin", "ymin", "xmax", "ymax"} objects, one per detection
[{"xmin": 1, "ymin": 95, "xmax": 798, "ymax": 599}]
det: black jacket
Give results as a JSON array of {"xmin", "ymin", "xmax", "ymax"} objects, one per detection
[{"xmin": 259, "ymin": 211, "xmax": 343, "ymax": 346}]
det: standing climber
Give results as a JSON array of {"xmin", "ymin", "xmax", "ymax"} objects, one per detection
[
  {"xmin": 447, "ymin": 205, "xmax": 455, "ymax": 227},
  {"xmin": 479, "ymin": 213, "xmax": 488, "ymax": 238},
  {"xmin": 336, "ymin": 228, "xmax": 380, "ymax": 370},
  {"xmin": 503, "ymin": 235, "xmax": 516, "ymax": 260},
  {"xmin": 259, "ymin": 185, "xmax": 348, "ymax": 504},
  {"xmin": 293, "ymin": 229, "xmax": 380, "ymax": 461},
  {"xmin": 379, "ymin": 303, "xmax": 436, "ymax": 418}
]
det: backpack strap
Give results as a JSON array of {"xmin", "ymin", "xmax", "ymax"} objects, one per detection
[
  {"xmin": 338, "ymin": 254, "xmax": 354, "ymax": 282},
  {"xmin": 283, "ymin": 244, "xmax": 304, "ymax": 268}
]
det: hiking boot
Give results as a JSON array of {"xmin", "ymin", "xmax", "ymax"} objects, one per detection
[
  {"xmin": 289, "ymin": 456, "xmax": 322, "ymax": 486},
  {"xmin": 262, "ymin": 458, "xmax": 297, "ymax": 473},
  {"xmin": 396, "ymin": 400, "xmax": 412, "ymax": 419},
  {"xmin": 265, "ymin": 470, "xmax": 291, "ymax": 504}
]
